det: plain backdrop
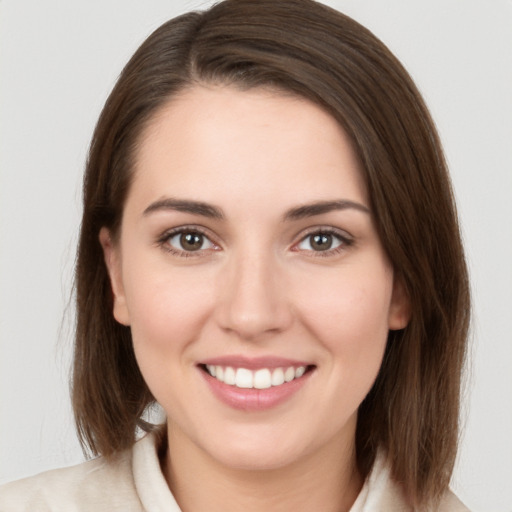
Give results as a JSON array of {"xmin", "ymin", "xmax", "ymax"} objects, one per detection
[{"xmin": 1, "ymin": 1, "xmax": 511, "ymax": 510}]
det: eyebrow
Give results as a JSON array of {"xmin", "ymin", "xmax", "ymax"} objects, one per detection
[
  {"xmin": 142, "ymin": 197, "xmax": 370, "ymax": 221},
  {"xmin": 143, "ymin": 198, "xmax": 225, "ymax": 219},
  {"xmin": 283, "ymin": 200, "xmax": 370, "ymax": 221}
]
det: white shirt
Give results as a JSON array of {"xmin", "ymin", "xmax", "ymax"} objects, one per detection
[{"xmin": 0, "ymin": 431, "xmax": 469, "ymax": 511}]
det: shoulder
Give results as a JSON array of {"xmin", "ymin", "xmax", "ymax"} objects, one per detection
[
  {"xmin": 0, "ymin": 446, "xmax": 142, "ymax": 512},
  {"xmin": 352, "ymin": 453, "xmax": 471, "ymax": 512},
  {"xmin": 437, "ymin": 489, "xmax": 471, "ymax": 512},
  {"xmin": 376, "ymin": 480, "xmax": 470, "ymax": 512}
]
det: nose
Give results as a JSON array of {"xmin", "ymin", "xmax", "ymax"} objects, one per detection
[{"xmin": 215, "ymin": 249, "xmax": 293, "ymax": 341}]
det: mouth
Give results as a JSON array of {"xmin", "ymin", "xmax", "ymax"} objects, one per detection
[
  {"xmin": 199, "ymin": 364, "xmax": 314, "ymax": 390},
  {"xmin": 197, "ymin": 358, "xmax": 316, "ymax": 411}
]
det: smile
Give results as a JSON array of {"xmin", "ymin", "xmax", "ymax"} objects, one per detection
[
  {"xmin": 205, "ymin": 365, "xmax": 307, "ymax": 389},
  {"xmin": 198, "ymin": 358, "xmax": 315, "ymax": 411}
]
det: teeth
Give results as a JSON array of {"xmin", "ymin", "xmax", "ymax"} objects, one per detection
[
  {"xmin": 253, "ymin": 369, "xmax": 272, "ymax": 389},
  {"xmin": 295, "ymin": 366, "xmax": 306, "ymax": 378},
  {"xmin": 284, "ymin": 366, "xmax": 295, "ymax": 382},
  {"xmin": 271, "ymin": 368, "xmax": 285, "ymax": 386},
  {"xmin": 224, "ymin": 367, "xmax": 236, "ymax": 385},
  {"xmin": 205, "ymin": 365, "xmax": 308, "ymax": 389},
  {"xmin": 236, "ymin": 368, "xmax": 253, "ymax": 388}
]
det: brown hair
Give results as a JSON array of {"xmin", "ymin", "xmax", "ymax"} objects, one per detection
[{"xmin": 73, "ymin": 0, "xmax": 470, "ymax": 507}]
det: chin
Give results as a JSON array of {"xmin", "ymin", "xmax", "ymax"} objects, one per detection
[
  {"xmin": 213, "ymin": 446, "xmax": 301, "ymax": 472},
  {"xmin": 199, "ymin": 427, "xmax": 317, "ymax": 472}
]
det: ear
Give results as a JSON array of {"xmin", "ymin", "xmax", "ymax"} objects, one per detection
[
  {"xmin": 99, "ymin": 227, "xmax": 131, "ymax": 326},
  {"xmin": 388, "ymin": 273, "xmax": 411, "ymax": 331}
]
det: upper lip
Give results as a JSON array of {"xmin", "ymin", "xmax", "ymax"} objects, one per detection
[{"xmin": 199, "ymin": 355, "xmax": 313, "ymax": 370}]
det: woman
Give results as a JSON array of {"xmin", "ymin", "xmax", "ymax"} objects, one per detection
[{"xmin": 0, "ymin": 0, "xmax": 470, "ymax": 510}]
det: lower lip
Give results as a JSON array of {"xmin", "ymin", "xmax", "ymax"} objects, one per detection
[{"xmin": 200, "ymin": 368, "xmax": 313, "ymax": 411}]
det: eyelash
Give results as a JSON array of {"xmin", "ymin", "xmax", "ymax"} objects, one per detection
[
  {"xmin": 157, "ymin": 226, "xmax": 219, "ymax": 258},
  {"xmin": 157, "ymin": 226, "xmax": 353, "ymax": 258},
  {"xmin": 292, "ymin": 227, "xmax": 354, "ymax": 258}
]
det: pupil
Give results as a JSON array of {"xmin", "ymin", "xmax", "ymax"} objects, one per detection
[
  {"xmin": 312, "ymin": 234, "xmax": 332, "ymax": 251},
  {"xmin": 181, "ymin": 232, "xmax": 202, "ymax": 251}
]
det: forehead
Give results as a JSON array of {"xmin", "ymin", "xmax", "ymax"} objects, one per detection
[{"xmin": 129, "ymin": 85, "xmax": 368, "ymax": 213}]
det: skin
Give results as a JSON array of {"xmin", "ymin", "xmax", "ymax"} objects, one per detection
[{"xmin": 100, "ymin": 86, "xmax": 410, "ymax": 512}]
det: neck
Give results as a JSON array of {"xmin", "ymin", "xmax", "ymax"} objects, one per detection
[{"xmin": 163, "ymin": 422, "xmax": 363, "ymax": 512}]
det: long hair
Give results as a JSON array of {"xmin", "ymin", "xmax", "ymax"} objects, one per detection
[{"xmin": 73, "ymin": 0, "xmax": 470, "ymax": 507}]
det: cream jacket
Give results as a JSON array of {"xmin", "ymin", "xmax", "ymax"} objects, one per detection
[{"xmin": 0, "ymin": 432, "xmax": 469, "ymax": 511}]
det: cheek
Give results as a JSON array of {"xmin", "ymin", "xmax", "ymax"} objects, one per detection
[
  {"xmin": 122, "ymin": 263, "xmax": 215, "ymax": 357},
  {"xmin": 295, "ymin": 264, "xmax": 393, "ymax": 371},
  {"xmin": 123, "ymin": 265, "xmax": 217, "ymax": 411}
]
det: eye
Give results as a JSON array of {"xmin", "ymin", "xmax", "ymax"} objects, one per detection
[
  {"xmin": 163, "ymin": 229, "xmax": 216, "ymax": 253},
  {"xmin": 295, "ymin": 230, "xmax": 350, "ymax": 254}
]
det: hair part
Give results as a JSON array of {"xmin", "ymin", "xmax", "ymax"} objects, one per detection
[{"xmin": 72, "ymin": 0, "xmax": 470, "ymax": 507}]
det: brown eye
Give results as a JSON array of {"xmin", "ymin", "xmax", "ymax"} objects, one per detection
[
  {"xmin": 296, "ymin": 230, "xmax": 347, "ymax": 253},
  {"xmin": 180, "ymin": 232, "xmax": 204, "ymax": 251},
  {"xmin": 310, "ymin": 233, "xmax": 334, "ymax": 251},
  {"xmin": 166, "ymin": 230, "xmax": 215, "ymax": 253}
]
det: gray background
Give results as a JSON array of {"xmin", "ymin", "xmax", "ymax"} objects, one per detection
[{"xmin": 1, "ymin": 1, "xmax": 511, "ymax": 510}]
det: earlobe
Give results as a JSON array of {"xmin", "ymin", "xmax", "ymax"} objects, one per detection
[
  {"xmin": 99, "ymin": 227, "xmax": 131, "ymax": 326},
  {"xmin": 388, "ymin": 274, "xmax": 411, "ymax": 331}
]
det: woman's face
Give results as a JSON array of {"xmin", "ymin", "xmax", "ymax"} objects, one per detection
[{"xmin": 101, "ymin": 86, "xmax": 409, "ymax": 471}]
